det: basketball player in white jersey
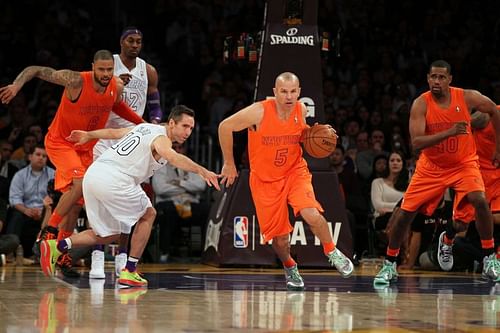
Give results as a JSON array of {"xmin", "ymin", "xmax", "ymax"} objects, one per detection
[
  {"xmin": 40, "ymin": 105, "xmax": 220, "ymax": 287},
  {"xmin": 90, "ymin": 27, "xmax": 163, "ymax": 279}
]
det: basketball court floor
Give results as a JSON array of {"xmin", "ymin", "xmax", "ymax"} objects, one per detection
[{"xmin": 1, "ymin": 259, "xmax": 499, "ymax": 332}]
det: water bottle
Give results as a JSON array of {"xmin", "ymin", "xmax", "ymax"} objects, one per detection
[{"xmin": 16, "ymin": 245, "xmax": 23, "ymax": 266}]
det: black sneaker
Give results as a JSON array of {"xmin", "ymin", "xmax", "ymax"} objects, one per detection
[{"xmin": 57, "ymin": 253, "xmax": 80, "ymax": 278}]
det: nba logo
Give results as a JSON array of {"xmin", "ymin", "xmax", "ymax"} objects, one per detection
[{"xmin": 234, "ymin": 216, "xmax": 248, "ymax": 248}]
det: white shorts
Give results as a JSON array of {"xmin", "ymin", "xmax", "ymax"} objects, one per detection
[{"xmin": 83, "ymin": 162, "xmax": 152, "ymax": 237}]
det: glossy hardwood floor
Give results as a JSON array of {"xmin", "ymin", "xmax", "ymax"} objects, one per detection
[{"xmin": 1, "ymin": 259, "xmax": 499, "ymax": 332}]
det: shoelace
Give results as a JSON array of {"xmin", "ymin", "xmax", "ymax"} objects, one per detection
[
  {"xmin": 288, "ymin": 269, "xmax": 301, "ymax": 281},
  {"xmin": 328, "ymin": 251, "xmax": 346, "ymax": 269},
  {"xmin": 440, "ymin": 244, "xmax": 452, "ymax": 262},
  {"xmin": 485, "ymin": 257, "xmax": 500, "ymax": 273},
  {"xmin": 378, "ymin": 263, "xmax": 395, "ymax": 277},
  {"xmin": 57, "ymin": 253, "xmax": 72, "ymax": 266}
]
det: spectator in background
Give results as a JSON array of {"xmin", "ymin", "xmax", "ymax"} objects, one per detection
[
  {"xmin": 0, "ymin": 166, "xmax": 19, "ymax": 264},
  {"xmin": 330, "ymin": 145, "xmax": 368, "ymax": 256},
  {"xmin": 0, "ymin": 140, "xmax": 18, "ymax": 200},
  {"xmin": 152, "ymin": 142, "xmax": 208, "ymax": 263},
  {"xmin": 6, "ymin": 144, "xmax": 54, "ymax": 259},
  {"xmin": 0, "ymin": 93, "xmax": 36, "ymax": 149},
  {"xmin": 370, "ymin": 151, "xmax": 409, "ymax": 254},
  {"xmin": 357, "ymin": 129, "xmax": 389, "ymax": 180},
  {"xmin": 10, "ymin": 133, "xmax": 37, "ymax": 168},
  {"xmin": 28, "ymin": 124, "xmax": 44, "ymax": 145},
  {"xmin": 341, "ymin": 117, "xmax": 361, "ymax": 152}
]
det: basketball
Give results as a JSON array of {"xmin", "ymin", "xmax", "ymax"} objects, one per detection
[{"xmin": 302, "ymin": 124, "xmax": 337, "ymax": 158}]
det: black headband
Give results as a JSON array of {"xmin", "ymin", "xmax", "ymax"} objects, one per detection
[{"xmin": 120, "ymin": 28, "xmax": 143, "ymax": 41}]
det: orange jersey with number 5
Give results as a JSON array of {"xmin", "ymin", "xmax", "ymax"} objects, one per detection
[
  {"xmin": 420, "ymin": 87, "xmax": 477, "ymax": 168},
  {"xmin": 248, "ymin": 99, "xmax": 307, "ymax": 182}
]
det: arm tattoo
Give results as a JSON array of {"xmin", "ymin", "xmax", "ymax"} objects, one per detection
[{"xmin": 13, "ymin": 66, "xmax": 82, "ymax": 88}]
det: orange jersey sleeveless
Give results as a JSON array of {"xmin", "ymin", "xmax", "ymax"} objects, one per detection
[
  {"xmin": 48, "ymin": 71, "xmax": 117, "ymax": 151},
  {"xmin": 420, "ymin": 87, "xmax": 477, "ymax": 168},
  {"xmin": 248, "ymin": 99, "xmax": 307, "ymax": 182}
]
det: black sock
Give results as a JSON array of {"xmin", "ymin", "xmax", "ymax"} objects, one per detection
[
  {"xmin": 482, "ymin": 248, "xmax": 494, "ymax": 259},
  {"xmin": 386, "ymin": 255, "xmax": 398, "ymax": 263}
]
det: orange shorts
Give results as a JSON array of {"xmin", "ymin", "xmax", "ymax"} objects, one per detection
[
  {"xmin": 45, "ymin": 134, "xmax": 93, "ymax": 193},
  {"xmin": 249, "ymin": 165, "xmax": 323, "ymax": 243},
  {"xmin": 482, "ymin": 168, "xmax": 500, "ymax": 213},
  {"xmin": 401, "ymin": 158, "xmax": 484, "ymax": 223},
  {"xmin": 469, "ymin": 168, "xmax": 500, "ymax": 214}
]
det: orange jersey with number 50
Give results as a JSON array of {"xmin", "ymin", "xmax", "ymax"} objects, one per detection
[
  {"xmin": 420, "ymin": 87, "xmax": 477, "ymax": 168},
  {"xmin": 248, "ymin": 99, "xmax": 307, "ymax": 182}
]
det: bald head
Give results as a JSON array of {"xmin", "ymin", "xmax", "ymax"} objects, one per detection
[
  {"xmin": 275, "ymin": 72, "xmax": 300, "ymax": 87},
  {"xmin": 272, "ymin": 72, "xmax": 301, "ymax": 111}
]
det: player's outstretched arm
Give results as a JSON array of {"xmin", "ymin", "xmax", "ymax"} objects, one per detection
[
  {"xmin": 0, "ymin": 66, "xmax": 82, "ymax": 104},
  {"xmin": 153, "ymin": 135, "xmax": 221, "ymax": 190},
  {"xmin": 66, "ymin": 127, "xmax": 133, "ymax": 146}
]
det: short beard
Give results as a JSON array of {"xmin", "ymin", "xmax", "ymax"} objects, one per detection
[
  {"xmin": 94, "ymin": 73, "xmax": 110, "ymax": 88},
  {"xmin": 431, "ymin": 89, "xmax": 443, "ymax": 99}
]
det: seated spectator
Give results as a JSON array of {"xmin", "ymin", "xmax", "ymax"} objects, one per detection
[
  {"xmin": 10, "ymin": 133, "xmax": 37, "ymax": 168},
  {"xmin": 341, "ymin": 117, "xmax": 361, "ymax": 152},
  {"xmin": 28, "ymin": 124, "xmax": 44, "ymax": 145},
  {"xmin": 0, "ymin": 140, "xmax": 19, "ymax": 188},
  {"xmin": 370, "ymin": 151, "xmax": 409, "ymax": 254},
  {"xmin": 152, "ymin": 143, "xmax": 209, "ymax": 262},
  {"xmin": 6, "ymin": 144, "xmax": 54, "ymax": 259}
]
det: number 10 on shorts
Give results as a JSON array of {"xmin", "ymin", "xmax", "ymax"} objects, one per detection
[{"xmin": 234, "ymin": 216, "xmax": 248, "ymax": 248}]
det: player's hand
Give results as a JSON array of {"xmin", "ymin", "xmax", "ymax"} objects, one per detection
[
  {"xmin": 198, "ymin": 168, "xmax": 221, "ymax": 191},
  {"xmin": 450, "ymin": 121, "xmax": 468, "ymax": 136},
  {"xmin": 65, "ymin": 130, "xmax": 90, "ymax": 146},
  {"xmin": 119, "ymin": 73, "xmax": 132, "ymax": 85},
  {"xmin": 0, "ymin": 84, "xmax": 20, "ymax": 104},
  {"xmin": 220, "ymin": 163, "xmax": 238, "ymax": 187}
]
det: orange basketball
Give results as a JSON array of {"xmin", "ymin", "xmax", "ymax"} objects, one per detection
[{"xmin": 302, "ymin": 124, "xmax": 337, "ymax": 158}]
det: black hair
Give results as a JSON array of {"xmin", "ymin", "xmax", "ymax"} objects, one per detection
[
  {"xmin": 28, "ymin": 143, "xmax": 45, "ymax": 155},
  {"xmin": 430, "ymin": 60, "xmax": 451, "ymax": 75},
  {"xmin": 381, "ymin": 151, "xmax": 409, "ymax": 192}
]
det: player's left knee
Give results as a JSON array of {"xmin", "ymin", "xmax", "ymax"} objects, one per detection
[{"xmin": 301, "ymin": 208, "xmax": 324, "ymax": 227}]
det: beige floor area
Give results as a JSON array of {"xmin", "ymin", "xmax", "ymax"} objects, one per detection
[{"xmin": 0, "ymin": 263, "xmax": 499, "ymax": 332}]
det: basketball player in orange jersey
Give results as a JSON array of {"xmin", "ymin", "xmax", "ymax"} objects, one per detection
[
  {"xmin": 434, "ymin": 107, "xmax": 500, "ymax": 272},
  {"xmin": 374, "ymin": 60, "xmax": 500, "ymax": 286},
  {"xmin": 218, "ymin": 72, "xmax": 354, "ymax": 291},
  {"xmin": 0, "ymin": 50, "xmax": 144, "ymax": 276}
]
